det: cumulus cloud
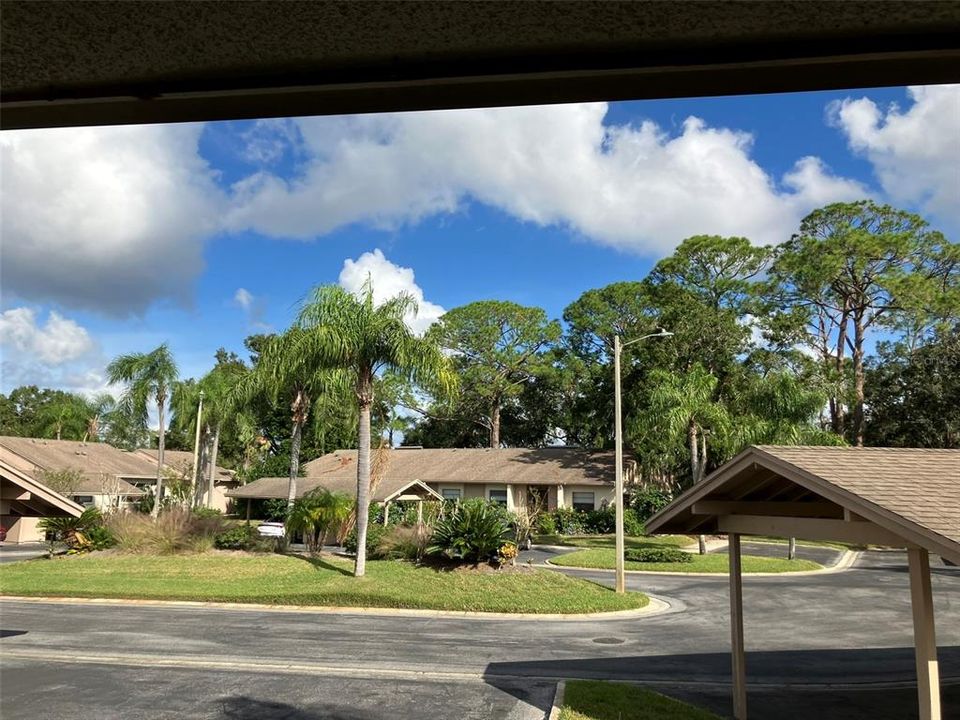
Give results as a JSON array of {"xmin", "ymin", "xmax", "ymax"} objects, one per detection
[
  {"xmin": 227, "ymin": 104, "xmax": 866, "ymax": 253},
  {"xmin": 338, "ymin": 250, "xmax": 445, "ymax": 334},
  {"xmin": 828, "ymin": 85, "xmax": 960, "ymax": 227},
  {"xmin": 0, "ymin": 307, "xmax": 94, "ymax": 364},
  {"xmin": 0, "ymin": 306, "xmax": 111, "ymax": 396},
  {"xmin": 1, "ymin": 124, "xmax": 224, "ymax": 315}
]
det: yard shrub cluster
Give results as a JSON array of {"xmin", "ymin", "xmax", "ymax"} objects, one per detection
[
  {"xmin": 428, "ymin": 498, "xmax": 512, "ymax": 564},
  {"xmin": 213, "ymin": 523, "xmax": 276, "ymax": 552},
  {"xmin": 624, "ymin": 547, "xmax": 692, "ymax": 564},
  {"xmin": 533, "ymin": 506, "xmax": 644, "ymax": 537},
  {"xmin": 630, "ymin": 487, "xmax": 674, "ymax": 522},
  {"xmin": 38, "ymin": 507, "xmax": 116, "ymax": 555},
  {"xmin": 106, "ymin": 508, "xmax": 228, "ymax": 554}
]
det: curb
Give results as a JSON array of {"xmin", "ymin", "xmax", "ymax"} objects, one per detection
[
  {"xmin": 548, "ymin": 680, "xmax": 566, "ymax": 720},
  {"xmin": 0, "ymin": 594, "xmax": 671, "ymax": 621},
  {"xmin": 542, "ymin": 550, "xmax": 859, "ymax": 578}
]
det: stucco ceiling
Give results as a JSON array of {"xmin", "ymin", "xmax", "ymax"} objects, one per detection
[{"xmin": 2, "ymin": 1, "xmax": 959, "ymax": 128}]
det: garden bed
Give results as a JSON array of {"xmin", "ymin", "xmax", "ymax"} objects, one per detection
[{"xmin": 0, "ymin": 552, "xmax": 649, "ymax": 614}]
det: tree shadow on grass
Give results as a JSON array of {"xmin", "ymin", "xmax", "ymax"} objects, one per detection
[{"xmin": 285, "ymin": 553, "xmax": 353, "ymax": 577}]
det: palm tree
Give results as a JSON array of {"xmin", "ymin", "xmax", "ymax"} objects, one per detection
[
  {"xmin": 287, "ymin": 488, "xmax": 354, "ymax": 554},
  {"xmin": 36, "ymin": 393, "xmax": 90, "ymax": 440},
  {"xmin": 173, "ymin": 365, "xmax": 246, "ymax": 507},
  {"xmin": 107, "ymin": 344, "xmax": 179, "ymax": 517},
  {"xmin": 643, "ymin": 364, "xmax": 730, "ymax": 554},
  {"xmin": 295, "ymin": 281, "xmax": 456, "ymax": 577},
  {"xmin": 83, "ymin": 393, "xmax": 116, "ymax": 442},
  {"xmin": 233, "ymin": 328, "xmax": 345, "ymax": 513}
]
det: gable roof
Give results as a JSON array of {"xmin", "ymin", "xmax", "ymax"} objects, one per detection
[
  {"xmin": 302, "ymin": 447, "xmax": 632, "ymax": 486},
  {"xmin": 136, "ymin": 449, "xmax": 235, "ymax": 483},
  {"xmin": 646, "ymin": 445, "xmax": 960, "ymax": 564},
  {"xmin": 226, "ymin": 476, "xmax": 442, "ymax": 504},
  {"xmin": 0, "ymin": 457, "xmax": 85, "ymax": 517},
  {"xmin": 0, "ymin": 436, "xmax": 159, "ymax": 480}
]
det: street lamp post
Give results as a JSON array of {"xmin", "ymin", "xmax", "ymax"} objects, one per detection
[{"xmin": 613, "ymin": 330, "xmax": 672, "ymax": 593}]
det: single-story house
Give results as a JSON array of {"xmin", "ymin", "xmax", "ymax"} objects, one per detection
[
  {"xmin": 0, "ymin": 436, "xmax": 150, "ymax": 542},
  {"xmin": 232, "ymin": 446, "xmax": 636, "ymax": 513},
  {"xmin": 0, "ymin": 454, "xmax": 84, "ymax": 543},
  {"xmin": 136, "ymin": 449, "xmax": 239, "ymax": 513}
]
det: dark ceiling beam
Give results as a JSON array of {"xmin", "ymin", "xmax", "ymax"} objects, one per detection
[{"xmin": 2, "ymin": 1, "xmax": 959, "ymax": 130}]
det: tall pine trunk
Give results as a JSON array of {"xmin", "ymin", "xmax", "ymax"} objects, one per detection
[
  {"xmin": 206, "ymin": 424, "xmax": 221, "ymax": 509},
  {"xmin": 690, "ymin": 421, "xmax": 707, "ymax": 555},
  {"xmin": 490, "ymin": 401, "xmax": 501, "ymax": 448},
  {"xmin": 355, "ymin": 400, "xmax": 372, "ymax": 577},
  {"xmin": 153, "ymin": 393, "xmax": 166, "ymax": 518},
  {"xmin": 852, "ymin": 310, "xmax": 866, "ymax": 447}
]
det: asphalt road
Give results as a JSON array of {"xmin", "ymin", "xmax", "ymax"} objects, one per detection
[{"xmin": 1, "ymin": 550, "xmax": 958, "ymax": 719}]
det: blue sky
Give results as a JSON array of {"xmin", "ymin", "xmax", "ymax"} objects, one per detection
[{"xmin": 1, "ymin": 84, "xmax": 957, "ymax": 395}]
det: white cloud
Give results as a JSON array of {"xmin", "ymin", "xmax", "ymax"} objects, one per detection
[
  {"xmin": 0, "ymin": 306, "xmax": 112, "ymax": 396},
  {"xmin": 1, "ymin": 124, "xmax": 225, "ymax": 315},
  {"xmin": 338, "ymin": 250, "xmax": 445, "ymax": 334},
  {"xmin": 234, "ymin": 288, "xmax": 254, "ymax": 310},
  {"xmin": 227, "ymin": 104, "xmax": 866, "ymax": 253},
  {"xmin": 828, "ymin": 85, "xmax": 960, "ymax": 227},
  {"xmin": 0, "ymin": 307, "xmax": 94, "ymax": 364}
]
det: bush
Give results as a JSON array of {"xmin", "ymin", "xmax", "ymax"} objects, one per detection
[
  {"xmin": 192, "ymin": 507, "xmax": 223, "ymax": 520},
  {"xmin": 83, "ymin": 525, "xmax": 117, "ymax": 551},
  {"xmin": 428, "ymin": 498, "xmax": 511, "ymax": 564},
  {"xmin": 375, "ymin": 524, "xmax": 431, "ymax": 561},
  {"xmin": 581, "ymin": 506, "xmax": 615, "ymax": 534},
  {"xmin": 38, "ymin": 507, "xmax": 110, "ymax": 555},
  {"xmin": 623, "ymin": 508, "xmax": 645, "ymax": 537},
  {"xmin": 624, "ymin": 547, "xmax": 692, "ymax": 564},
  {"xmin": 343, "ymin": 523, "xmax": 388, "ymax": 557},
  {"xmin": 106, "ymin": 508, "xmax": 227, "ymax": 554},
  {"xmin": 534, "ymin": 512, "xmax": 557, "ymax": 535},
  {"xmin": 631, "ymin": 487, "xmax": 673, "ymax": 522},
  {"xmin": 213, "ymin": 523, "xmax": 275, "ymax": 552},
  {"xmin": 552, "ymin": 508, "xmax": 586, "ymax": 535}
]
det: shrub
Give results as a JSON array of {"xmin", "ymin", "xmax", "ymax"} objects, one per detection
[
  {"xmin": 581, "ymin": 506, "xmax": 615, "ymax": 534},
  {"xmin": 213, "ymin": 523, "xmax": 275, "ymax": 552},
  {"xmin": 263, "ymin": 498, "xmax": 290, "ymax": 522},
  {"xmin": 623, "ymin": 508, "xmax": 645, "ymax": 537},
  {"xmin": 631, "ymin": 487, "xmax": 673, "ymax": 522},
  {"xmin": 192, "ymin": 507, "xmax": 223, "ymax": 520},
  {"xmin": 376, "ymin": 524, "xmax": 431, "ymax": 561},
  {"xmin": 534, "ymin": 512, "xmax": 557, "ymax": 535},
  {"xmin": 106, "ymin": 508, "xmax": 227, "ymax": 554},
  {"xmin": 343, "ymin": 523, "xmax": 388, "ymax": 556},
  {"xmin": 552, "ymin": 508, "xmax": 585, "ymax": 535},
  {"xmin": 83, "ymin": 525, "xmax": 117, "ymax": 551},
  {"xmin": 38, "ymin": 507, "xmax": 114, "ymax": 555},
  {"xmin": 497, "ymin": 541, "xmax": 519, "ymax": 566},
  {"xmin": 624, "ymin": 547, "xmax": 692, "ymax": 564},
  {"xmin": 428, "ymin": 498, "xmax": 511, "ymax": 564}
]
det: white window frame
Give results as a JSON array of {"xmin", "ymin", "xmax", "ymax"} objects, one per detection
[
  {"xmin": 572, "ymin": 491, "xmax": 596, "ymax": 512},
  {"xmin": 73, "ymin": 495, "xmax": 95, "ymax": 507}
]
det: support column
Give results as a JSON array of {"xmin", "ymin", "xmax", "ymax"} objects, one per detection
[
  {"xmin": 556, "ymin": 484, "xmax": 565, "ymax": 509},
  {"xmin": 245, "ymin": 498, "xmax": 251, "ymax": 524},
  {"xmin": 383, "ymin": 502, "xmax": 390, "ymax": 526},
  {"xmin": 729, "ymin": 533, "xmax": 747, "ymax": 720},
  {"xmin": 908, "ymin": 548, "xmax": 941, "ymax": 720},
  {"xmin": 417, "ymin": 500, "xmax": 424, "ymax": 526}
]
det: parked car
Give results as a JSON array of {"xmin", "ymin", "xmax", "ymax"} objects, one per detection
[{"xmin": 256, "ymin": 522, "xmax": 285, "ymax": 538}]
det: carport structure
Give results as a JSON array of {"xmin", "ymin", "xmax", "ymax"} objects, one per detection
[{"xmin": 646, "ymin": 445, "xmax": 960, "ymax": 720}]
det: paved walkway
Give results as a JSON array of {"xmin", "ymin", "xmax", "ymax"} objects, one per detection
[{"xmin": 1, "ymin": 550, "xmax": 958, "ymax": 719}]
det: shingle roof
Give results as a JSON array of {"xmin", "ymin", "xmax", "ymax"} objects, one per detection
[
  {"xmin": 70, "ymin": 476, "xmax": 145, "ymax": 496},
  {"xmin": 646, "ymin": 445, "xmax": 960, "ymax": 564},
  {"xmin": 136, "ymin": 449, "xmax": 235, "ymax": 482},
  {"xmin": 754, "ymin": 446, "xmax": 960, "ymax": 543},
  {"xmin": 0, "ymin": 436, "xmax": 159, "ymax": 479},
  {"xmin": 302, "ymin": 447, "xmax": 630, "ymax": 486},
  {"xmin": 226, "ymin": 475, "xmax": 441, "ymax": 503}
]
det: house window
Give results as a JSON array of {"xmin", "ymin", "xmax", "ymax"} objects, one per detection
[
  {"xmin": 73, "ymin": 495, "xmax": 95, "ymax": 506},
  {"xmin": 441, "ymin": 488, "xmax": 462, "ymax": 501},
  {"xmin": 488, "ymin": 488, "xmax": 508, "ymax": 506},
  {"xmin": 572, "ymin": 492, "xmax": 595, "ymax": 512}
]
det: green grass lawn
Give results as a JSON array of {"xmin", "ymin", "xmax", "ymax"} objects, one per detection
[
  {"xmin": 558, "ymin": 680, "xmax": 721, "ymax": 720},
  {"xmin": 532, "ymin": 534, "xmax": 692, "ymax": 549},
  {"xmin": 550, "ymin": 547, "xmax": 821, "ymax": 573},
  {"xmin": 0, "ymin": 552, "xmax": 649, "ymax": 614}
]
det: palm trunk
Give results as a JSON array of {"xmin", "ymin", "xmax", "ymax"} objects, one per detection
[
  {"xmin": 490, "ymin": 401, "xmax": 501, "ymax": 449},
  {"xmin": 788, "ymin": 536, "xmax": 797, "ymax": 560},
  {"xmin": 153, "ymin": 394, "xmax": 166, "ymax": 518},
  {"xmin": 206, "ymin": 424, "xmax": 220, "ymax": 509},
  {"xmin": 690, "ymin": 421, "xmax": 707, "ymax": 555},
  {"xmin": 287, "ymin": 420, "xmax": 302, "ymax": 508},
  {"xmin": 355, "ymin": 400, "xmax": 372, "ymax": 577}
]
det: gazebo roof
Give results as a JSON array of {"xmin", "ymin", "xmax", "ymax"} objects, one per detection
[{"xmin": 646, "ymin": 445, "xmax": 960, "ymax": 565}]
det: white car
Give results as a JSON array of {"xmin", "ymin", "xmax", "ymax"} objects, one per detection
[{"xmin": 256, "ymin": 522, "xmax": 285, "ymax": 538}]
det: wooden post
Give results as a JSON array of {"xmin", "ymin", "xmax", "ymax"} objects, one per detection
[
  {"xmin": 383, "ymin": 502, "xmax": 390, "ymax": 526},
  {"xmin": 729, "ymin": 533, "xmax": 747, "ymax": 719},
  {"xmin": 908, "ymin": 548, "xmax": 941, "ymax": 720},
  {"xmin": 245, "ymin": 498, "xmax": 251, "ymax": 524},
  {"xmin": 417, "ymin": 500, "xmax": 424, "ymax": 526}
]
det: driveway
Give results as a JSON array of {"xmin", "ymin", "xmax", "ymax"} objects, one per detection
[
  {"xmin": 0, "ymin": 543, "xmax": 47, "ymax": 564},
  {"xmin": 1, "ymin": 551, "xmax": 958, "ymax": 719}
]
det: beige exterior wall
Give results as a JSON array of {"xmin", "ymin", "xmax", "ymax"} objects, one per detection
[
  {"xmin": 556, "ymin": 484, "xmax": 615, "ymax": 510},
  {"xmin": 422, "ymin": 481, "xmax": 615, "ymax": 513},
  {"xmin": 0, "ymin": 515, "xmax": 42, "ymax": 543}
]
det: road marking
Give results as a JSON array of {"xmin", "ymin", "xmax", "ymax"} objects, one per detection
[{"xmin": 2, "ymin": 648, "xmax": 957, "ymax": 690}]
